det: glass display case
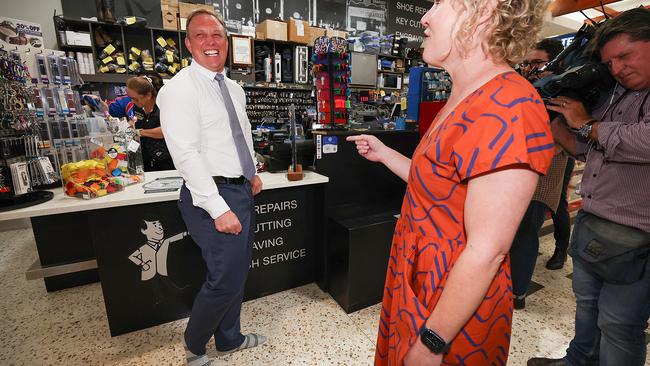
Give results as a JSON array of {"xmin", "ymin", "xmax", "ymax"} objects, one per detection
[{"xmin": 56, "ymin": 116, "xmax": 144, "ymax": 199}]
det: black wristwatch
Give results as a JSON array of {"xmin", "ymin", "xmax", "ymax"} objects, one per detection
[{"xmin": 419, "ymin": 325, "xmax": 451, "ymax": 354}]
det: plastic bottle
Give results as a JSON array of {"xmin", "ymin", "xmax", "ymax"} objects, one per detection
[{"xmin": 264, "ymin": 55, "xmax": 272, "ymax": 82}]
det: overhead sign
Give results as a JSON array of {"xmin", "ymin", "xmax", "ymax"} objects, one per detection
[{"xmin": 387, "ymin": 0, "xmax": 431, "ymax": 45}]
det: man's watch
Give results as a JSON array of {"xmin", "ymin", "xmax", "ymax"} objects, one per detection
[
  {"xmin": 574, "ymin": 119, "xmax": 597, "ymax": 139},
  {"xmin": 419, "ymin": 325, "xmax": 451, "ymax": 354}
]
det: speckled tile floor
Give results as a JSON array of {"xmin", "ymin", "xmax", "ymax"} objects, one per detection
[{"xmin": 0, "ymin": 228, "xmax": 648, "ymax": 365}]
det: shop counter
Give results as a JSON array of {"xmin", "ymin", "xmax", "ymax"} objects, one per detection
[
  {"xmin": 312, "ymin": 130, "xmax": 418, "ymax": 312},
  {"xmin": 0, "ymin": 170, "xmax": 328, "ymax": 336}
]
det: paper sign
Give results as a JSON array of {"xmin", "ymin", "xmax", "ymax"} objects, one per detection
[
  {"xmin": 322, "ymin": 136, "xmax": 338, "ymax": 154},
  {"xmin": 127, "ymin": 140, "xmax": 140, "ymax": 153},
  {"xmin": 0, "ymin": 16, "xmax": 44, "ymax": 49},
  {"xmin": 296, "ymin": 21, "xmax": 305, "ymax": 36}
]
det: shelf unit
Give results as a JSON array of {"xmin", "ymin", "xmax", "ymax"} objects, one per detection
[
  {"xmin": 236, "ymin": 82, "xmax": 313, "ymax": 91},
  {"xmin": 56, "ymin": 17, "xmax": 318, "ymax": 127},
  {"xmin": 55, "ymin": 17, "xmax": 190, "ymax": 82}
]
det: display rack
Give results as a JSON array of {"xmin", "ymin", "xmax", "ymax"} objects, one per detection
[
  {"xmin": 312, "ymin": 36, "xmax": 349, "ymax": 129},
  {"xmin": 54, "ymin": 16, "xmax": 191, "ymax": 81},
  {"xmin": 0, "ymin": 46, "xmax": 84, "ymax": 211},
  {"xmin": 245, "ymin": 87, "xmax": 314, "ymax": 126}
]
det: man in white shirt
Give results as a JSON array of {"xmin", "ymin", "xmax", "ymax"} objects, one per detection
[{"xmin": 157, "ymin": 9, "xmax": 265, "ymax": 366}]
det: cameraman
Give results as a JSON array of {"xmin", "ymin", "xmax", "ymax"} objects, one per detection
[
  {"xmin": 520, "ymin": 38, "xmax": 565, "ymax": 81},
  {"xmin": 510, "ymin": 38, "xmax": 570, "ymax": 310},
  {"xmin": 528, "ymin": 8, "xmax": 650, "ymax": 366}
]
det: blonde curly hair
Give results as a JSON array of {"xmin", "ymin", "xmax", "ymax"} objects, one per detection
[{"xmin": 455, "ymin": 0, "xmax": 550, "ymax": 65}]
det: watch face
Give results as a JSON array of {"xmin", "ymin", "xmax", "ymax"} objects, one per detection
[{"xmin": 421, "ymin": 328, "xmax": 446, "ymax": 354}]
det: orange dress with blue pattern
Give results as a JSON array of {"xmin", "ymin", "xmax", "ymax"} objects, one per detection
[{"xmin": 375, "ymin": 72, "xmax": 554, "ymax": 366}]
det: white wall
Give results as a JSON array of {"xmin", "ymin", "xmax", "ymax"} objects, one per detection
[{"xmin": 0, "ymin": 0, "xmax": 64, "ymax": 49}]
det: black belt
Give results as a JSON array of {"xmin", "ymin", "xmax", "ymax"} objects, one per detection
[{"xmin": 213, "ymin": 176, "xmax": 247, "ymax": 185}]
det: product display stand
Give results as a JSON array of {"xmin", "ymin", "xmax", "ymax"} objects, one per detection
[
  {"xmin": 312, "ymin": 36, "xmax": 349, "ymax": 129},
  {"xmin": 0, "ymin": 47, "xmax": 70, "ymax": 211}
]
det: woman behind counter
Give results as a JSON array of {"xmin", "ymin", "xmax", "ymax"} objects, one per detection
[
  {"xmin": 124, "ymin": 73, "xmax": 175, "ymax": 172},
  {"xmin": 348, "ymin": 0, "xmax": 554, "ymax": 365}
]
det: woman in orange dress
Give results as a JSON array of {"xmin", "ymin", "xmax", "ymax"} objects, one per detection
[{"xmin": 348, "ymin": 1, "xmax": 553, "ymax": 365}]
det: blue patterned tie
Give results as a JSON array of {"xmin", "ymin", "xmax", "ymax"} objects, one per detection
[{"xmin": 214, "ymin": 73, "xmax": 256, "ymax": 181}]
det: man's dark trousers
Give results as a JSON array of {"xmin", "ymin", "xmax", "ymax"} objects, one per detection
[
  {"xmin": 510, "ymin": 200, "xmax": 548, "ymax": 297},
  {"xmin": 564, "ymin": 211, "xmax": 650, "ymax": 366},
  {"xmin": 178, "ymin": 182, "xmax": 254, "ymax": 355}
]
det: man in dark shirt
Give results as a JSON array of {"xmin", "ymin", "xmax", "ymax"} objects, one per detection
[{"xmin": 528, "ymin": 8, "xmax": 650, "ymax": 366}]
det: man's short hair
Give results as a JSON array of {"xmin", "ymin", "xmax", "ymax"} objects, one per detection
[
  {"xmin": 586, "ymin": 7, "xmax": 650, "ymax": 59},
  {"xmin": 535, "ymin": 38, "xmax": 564, "ymax": 61},
  {"xmin": 185, "ymin": 9, "xmax": 228, "ymax": 36}
]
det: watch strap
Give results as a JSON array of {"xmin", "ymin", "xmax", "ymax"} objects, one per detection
[{"xmin": 419, "ymin": 324, "xmax": 451, "ymax": 354}]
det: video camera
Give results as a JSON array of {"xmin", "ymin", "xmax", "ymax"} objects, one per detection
[{"xmin": 534, "ymin": 22, "xmax": 615, "ymax": 113}]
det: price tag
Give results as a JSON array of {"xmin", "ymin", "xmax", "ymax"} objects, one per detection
[
  {"xmin": 126, "ymin": 17, "xmax": 136, "ymax": 25},
  {"xmin": 104, "ymin": 44, "xmax": 116, "ymax": 55},
  {"xmin": 116, "ymin": 56, "xmax": 126, "ymax": 65},
  {"xmin": 127, "ymin": 139, "xmax": 140, "ymax": 152},
  {"xmin": 102, "ymin": 56, "xmax": 114, "ymax": 64},
  {"xmin": 130, "ymin": 47, "xmax": 141, "ymax": 56},
  {"xmin": 316, "ymin": 135, "xmax": 322, "ymax": 159},
  {"xmin": 166, "ymin": 38, "xmax": 176, "ymax": 47},
  {"xmin": 166, "ymin": 51, "xmax": 174, "ymax": 63},
  {"xmin": 156, "ymin": 37, "xmax": 167, "ymax": 47}
]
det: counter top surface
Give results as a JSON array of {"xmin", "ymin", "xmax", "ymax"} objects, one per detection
[
  {"xmin": 311, "ymin": 130, "xmax": 418, "ymax": 136},
  {"xmin": 0, "ymin": 170, "xmax": 328, "ymax": 221}
]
